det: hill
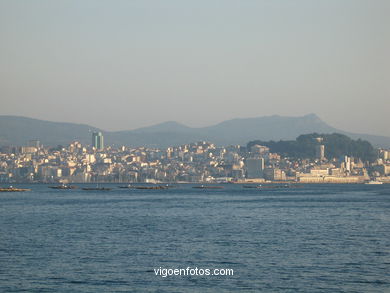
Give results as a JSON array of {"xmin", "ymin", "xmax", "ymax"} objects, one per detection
[
  {"xmin": 0, "ymin": 114, "xmax": 389, "ymax": 148},
  {"xmin": 0, "ymin": 116, "xmax": 100, "ymax": 146},
  {"xmin": 248, "ymin": 133, "xmax": 377, "ymax": 162}
]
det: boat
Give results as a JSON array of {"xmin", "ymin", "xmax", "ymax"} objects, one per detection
[
  {"xmin": 82, "ymin": 187, "xmax": 112, "ymax": 191},
  {"xmin": 0, "ymin": 186, "xmax": 31, "ymax": 192},
  {"xmin": 243, "ymin": 184, "xmax": 302, "ymax": 189},
  {"xmin": 268, "ymin": 184, "xmax": 294, "ymax": 189},
  {"xmin": 118, "ymin": 184, "xmax": 135, "ymax": 189},
  {"xmin": 243, "ymin": 184, "xmax": 275, "ymax": 189},
  {"xmin": 243, "ymin": 185, "xmax": 262, "ymax": 189},
  {"xmin": 135, "ymin": 185, "xmax": 169, "ymax": 190},
  {"xmin": 49, "ymin": 184, "xmax": 77, "ymax": 189},
  {"xmin": 192, "ymin": 185, "xmax": 224, "ymax": 189},
  {"xmin": 365, "ymin": 180, "xmax": 383, "ymax": 185}
]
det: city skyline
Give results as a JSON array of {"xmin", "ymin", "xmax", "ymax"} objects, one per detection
[
  {"xmin": 1, "ymin": 132, "xmax": 389, "ymax": 184},
  {"xmin": 1, "ymin": 0, "xmax": 389, "ymax": 136}
]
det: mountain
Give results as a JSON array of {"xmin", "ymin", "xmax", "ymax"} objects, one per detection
[
  {"xmin": 0, "ymin": 116, "xmax": 100, "ymax": 147},
  {"xmin": 0, "ymin": 114, "xmax": 389, "ymax": 148},
  {"xmin": 198, "ymin": 114, "xmax": 338, "ymax": 145},
  {"xmin": 131, "ymin": 121, "xmax": 193, "ymax": 133}
]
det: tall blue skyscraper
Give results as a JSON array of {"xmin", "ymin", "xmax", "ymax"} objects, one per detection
[{"xmin": 92, "ymin": 132, "xmax": 104, "ymax": 150}]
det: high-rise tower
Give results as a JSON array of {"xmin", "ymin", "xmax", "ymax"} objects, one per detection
[
  {"xmin": 245, "ymin": 157, "xmax": 265, "ymax": 178},
  {"xmin": 92, "ymin": 132, "xmax": 104, "ymax": 150},
  {"xmin": 315, "ymin": 144, "xmax": 325, "ymax": 160}
]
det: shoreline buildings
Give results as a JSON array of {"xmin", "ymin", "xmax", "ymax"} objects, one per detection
[
  {"xmin": 0, "ymin": 137, "xmax": 389, "ymax": 184},
  {"xmin": 0, "ymin": 133, "xmax": 389, "ymax": 184}
]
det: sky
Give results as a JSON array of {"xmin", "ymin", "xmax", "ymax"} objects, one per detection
[{"xmin": 0, "ymin": 0, "xmax": 389, "ymax": 136}]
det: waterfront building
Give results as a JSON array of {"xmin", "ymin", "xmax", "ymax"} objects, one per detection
[
  {"xmin": 245, "ymin": 157, "xmax": 265, "ymax": 178},
  {"xmin": 263, "ymin": 167, "xmax": 286, "ymax": 181},
  {"xmin": 342, "ymin": 156, "xmax": 351, "ymax": 172}
]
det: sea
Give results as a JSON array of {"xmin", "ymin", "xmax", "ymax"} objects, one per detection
[{"xmin": 0, "ymin": 184, "xmax": 389, "ymax": 293}]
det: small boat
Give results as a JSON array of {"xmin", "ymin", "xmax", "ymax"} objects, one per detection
[
  {"xmin": 49, "ymin": 184, "xmax": 77, "ymax": 189},
  {"xmin": 270, "ymin": 184, "xmax": 293, "ymax": 189},
  {"xmin": 118, "ymin": 184, "xmax": 135, "ymax": 189},
  {"xmin": 243, "ymin": 184, "xmax": 275, "ymax": 189},
  {"xmin": 243, "ymin": 184, "xmax": 301, "ymax": 189},
  {"xmin": 365, "ymin": 180, "xmax": 383, "ymax": 185},
  {"xmin": 192, "ymin": 185, "xmax": 224, "ymax": 189},
  {"xmin": 0, "ymin": 186, "xmax": 30, "ymax": 192},
  {"xmin": 243, "ymin": 185, "xmax": 262, "ymax": 189},
  {"xmin": 82, "ymin": 187, "xmax": 112, "ymax": 191},
  {"xmin": 135, "ymin": 185, "xmax": 169, "ymax": 190}
]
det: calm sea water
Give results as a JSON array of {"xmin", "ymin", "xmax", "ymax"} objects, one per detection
[{"xmin": 0, "ymin": 184, "xmax": 389, "ymax": 293}]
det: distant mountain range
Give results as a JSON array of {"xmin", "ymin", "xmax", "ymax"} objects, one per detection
[{"xmin": 1, "ymin": 114, "xmax": 389, "ymax": 148}]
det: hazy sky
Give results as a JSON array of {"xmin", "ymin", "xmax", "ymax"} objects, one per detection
[{"xmin": 0, "ymin": 0, "xmax": 389, "ymax": 135}]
